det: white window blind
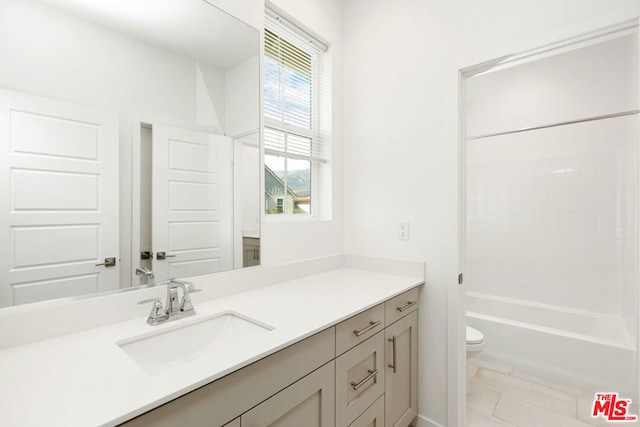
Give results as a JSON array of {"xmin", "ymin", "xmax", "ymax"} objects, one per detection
[{"xmin": 264, "ymin": 9, "xmax": 331, "ymax": 163}]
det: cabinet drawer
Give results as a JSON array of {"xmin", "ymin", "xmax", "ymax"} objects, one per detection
[
  {"xmin": 335, "ymin": 332, "xmax": 385, "ymax": 427},
  {"xmin": 385, "ymin": 287, "xmax": 419, "ymax": 325},
  {"xmin": 336, "ymin": 304, "xmax": 384, "ymax": 355},
  {"xmin": 349, "ymin": 395, "xmax": 384, "ymax": 427}
]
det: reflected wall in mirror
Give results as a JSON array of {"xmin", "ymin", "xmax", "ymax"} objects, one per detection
[{"xmin": 0, "ymin": 0, "xmax": 261, "ymax": 308}]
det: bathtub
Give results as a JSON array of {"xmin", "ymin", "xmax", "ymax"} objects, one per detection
[{"xmin": 466, "ymin": 292, "xmax": 637, "ymax": 399}]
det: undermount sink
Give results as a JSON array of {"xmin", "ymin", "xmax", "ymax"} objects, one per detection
[{"xmin": 117, "ymin": 311, "xmax": 274, "ymax": 374}]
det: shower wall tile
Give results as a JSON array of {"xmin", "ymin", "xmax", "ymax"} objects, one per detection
[{"xmin": 466, "ymin": 116, "xmax": 637, "ymax": 320}]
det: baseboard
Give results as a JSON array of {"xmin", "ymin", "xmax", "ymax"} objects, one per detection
[{"xmin": 414, "ymin": 414, "xmax": 445, "ymax": 427}]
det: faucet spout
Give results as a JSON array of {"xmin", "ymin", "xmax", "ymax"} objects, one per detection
[{"xmin": 135, "ymin": 267, "xmax": 154, "ymax": 279}]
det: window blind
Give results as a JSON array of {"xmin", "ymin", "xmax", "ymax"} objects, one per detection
[{"xmin": 264, "ymin": 9, "xmax": 331, "ymax": 163}]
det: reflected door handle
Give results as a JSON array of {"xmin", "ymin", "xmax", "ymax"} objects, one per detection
[
  {"xmin": 156, "ymin": 252, "xmax": 176, "ymax": 260},
  {"xmin": 95, "ymin": 257, "xmax": 117, "ymax": 267}
]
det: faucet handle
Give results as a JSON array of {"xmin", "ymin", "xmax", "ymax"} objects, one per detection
[{"xmin": 138, "ymin": 297, "xmax": 168, "ymax": 325}]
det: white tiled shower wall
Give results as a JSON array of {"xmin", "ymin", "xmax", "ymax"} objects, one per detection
[
  {"xmin": 467, "ymin": 117, "xmax": 637, "ymax": 319},
  {"xmin": 466, "ymin": 34, "xmax": 639, "ymax": 337}
]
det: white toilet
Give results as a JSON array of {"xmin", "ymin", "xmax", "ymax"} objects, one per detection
[
  {"xmin": 466, "ymin": 325, "xmax": 484, "ymax": 358},
  {"xmin": 466, "ymin": 325, "xmax": 485, "ymax": 393}
]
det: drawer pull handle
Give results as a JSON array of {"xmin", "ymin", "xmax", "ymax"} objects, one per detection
[
  {"xmin": 396, "ymin": 300, "xmax": 417, "ymax": 312},
  {"xmin": 388, "ymin": 336, "xmax": 397, "ymax": 373},
  {"xmin": 351, "ymin": 369, "xmax": 378, "ymax": 391},
  {"xmin": 353, "ymin": 320, "xmax": 381, "ymax": 337}
]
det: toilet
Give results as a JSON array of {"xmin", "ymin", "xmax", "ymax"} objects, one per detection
[
  {"xmin": 466, "ymin": 325, "xmax": 485, "ymax": 393},
  {"xmin": 466, "ymin": 325, "xmax": 484, "ymax": 358}
]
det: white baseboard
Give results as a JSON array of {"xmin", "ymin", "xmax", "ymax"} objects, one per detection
[{"xmin": 414, "ymin": 414, "xmax": 445, "ymax": 427}]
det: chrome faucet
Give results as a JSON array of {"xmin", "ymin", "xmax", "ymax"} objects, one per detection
[
  {"xmin": 138, "ymin": 279, "xmax": 201, "ymax": 325},
  {"xmin": 135, "ymin": 267, "xmax": 154, "ymax": 280}
]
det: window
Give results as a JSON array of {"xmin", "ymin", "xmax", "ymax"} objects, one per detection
[{"xmin": 264, "ymin": 9, "xmax": 330, "ymax": 217}]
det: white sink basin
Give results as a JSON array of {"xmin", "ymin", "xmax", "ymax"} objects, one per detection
[{"xmin": 117, "ymin": 311, "xmax": 273, "ymax": 374}]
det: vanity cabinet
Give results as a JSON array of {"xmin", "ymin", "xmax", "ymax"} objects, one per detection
[
  {"xmin": 384, "ymin": 288, "xmax": 419, "ymax": 427},
  {"xmin": 242, "ymin": 361, "xmax": 335, "ymax": 427},
  {"xmin": 120, "ymin": 328, "xmax": 335, "ymax": 427},
  {"xmin": 120, "ymin": 286, "xmax": 420, "ymax": 427},
  {"xmin": 335, "ymin": 331, "xmax": 385, "ymax": 426},
  {"xmin": 243, "ymin": 237, "xmax": 260, "ymax": 267},
  {"xmin": 350, "ymin": 395, "xmax": 385, "ymax": 427}
]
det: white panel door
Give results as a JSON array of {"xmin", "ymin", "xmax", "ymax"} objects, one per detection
[
  {"xmin": 0, "ymin": 89, "xmax": 119, "ymax": 307},
  {"xmin": 152, "ymin": 125, "xmax": 233, "ymax": 281}
]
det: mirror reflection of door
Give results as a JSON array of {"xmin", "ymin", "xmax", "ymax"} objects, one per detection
[
  {"xmin": 0, "ymin": 89, "xmax": 119, "ymax": 306},
  {"xmin": 151, "ymin": 125, "xmax": 233, "ymax": 282}
]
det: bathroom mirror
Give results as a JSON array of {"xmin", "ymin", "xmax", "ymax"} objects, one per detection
[{"xmin": 0, "ymin": 0, "xmax": 261, "ymax": 309}]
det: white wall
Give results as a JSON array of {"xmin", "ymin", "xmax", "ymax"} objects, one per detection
[
  {"xmin": 260, "ymin": 0, "xmax": 345, "ymax": 266},
  {"xmin": 343, "ymin": 1, "xmax": 640, "ymax": 426}
]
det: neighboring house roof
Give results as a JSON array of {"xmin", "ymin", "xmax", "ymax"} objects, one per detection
[{"xmin": 264, "ymin": 165, "xmax": 298, "ymax": 198}]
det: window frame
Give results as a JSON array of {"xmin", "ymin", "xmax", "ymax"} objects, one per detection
[{"xmin": 263, "ymin": 8, "xmax": 330, "ymax": 220}]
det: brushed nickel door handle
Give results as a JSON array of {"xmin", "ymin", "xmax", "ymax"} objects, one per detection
[
  {"xmin": 388, "ymin": 336, "xmax": 397, "ymax": 373},
  {"xmin": 95, "ymin": 257, "xmax": 116, "ymax": 267},
  {"xmin": 353, "ymin": 320, "xmax": 381, "ymax": 337},
  {"xmin": 351, "ymin": 369, "xmax": 378, "ymax": 391},
  {"xmin": 156, "ymin": 252, "xmax": 176, "ymax": 260},
  {"xmin": 397, "ymin": 300, "xmax": 417, "ymax": 312}
]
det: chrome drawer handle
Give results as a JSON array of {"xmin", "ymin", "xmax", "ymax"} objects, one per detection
[
  {"xmin": 351, "ymin": 369, "xmax": 378, "ymax": 391},
  {"xmin": 396, "ymin": 300, "xmax": 417, "ymax": 312},
  {"xmin": 388, "ymin": 336, "xmax": 397, "ymax": 373},
  {"xmin": 353, "ymin": 320, "xmax": 381, "ymax": 337}
]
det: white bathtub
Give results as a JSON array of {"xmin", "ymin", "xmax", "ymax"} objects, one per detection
[{"xmin": 466, "ymin": 292, "xmax": 637, "ymax": 399}]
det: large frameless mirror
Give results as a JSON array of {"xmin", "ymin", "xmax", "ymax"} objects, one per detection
[{"xmin": 0, "ymin": 0, "xmax": 261, "ymax": 309}]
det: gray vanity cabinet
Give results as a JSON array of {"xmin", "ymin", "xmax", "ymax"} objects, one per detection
[
  {"xmin": 120, "ymin": 328, "xmax": 335, "ymax": 427},
  {"xmin": 350, "ymin": 395, "xmax": 384, "ymax": 427},
  {"xmin": 241, "ymin": 361, "xmax": 335, "ymax": 427},
  {"xmin": 243, "ymin": 237, "xmax": 260, "ymax": 267},
  {"xmin": 385, "ymin": 295, "xmax": 419, "ymax": 427},
  {"xmin": 119, "ymin": 286, "xmax": 420, "ymax": 427}
]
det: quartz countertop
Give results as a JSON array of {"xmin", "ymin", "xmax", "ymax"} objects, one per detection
[{"xmin": 0, "ymin": 267, "xmax": 423, "ymax": 426}]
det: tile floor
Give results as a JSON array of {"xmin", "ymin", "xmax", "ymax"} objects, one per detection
[{"xmin": 466, "ymin": 359, "xmax": 639, "ymax": 427}]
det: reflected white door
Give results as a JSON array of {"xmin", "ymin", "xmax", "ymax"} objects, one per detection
[
  {"xmin": 0, "ymin": 89, "xmax": 119, "ymax": 307},
  {"xmin": 152, "ymin": 125, "xmax": 233, "ymax": 281}
]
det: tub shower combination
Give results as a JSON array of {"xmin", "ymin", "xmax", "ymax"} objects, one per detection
[
  {"xmin": 467, "ymin": 292, "xmax": 636, "ymax": 397},
  {"xmin": 464, "ymin": 30, "xmax": 639, "ymax": 399}
]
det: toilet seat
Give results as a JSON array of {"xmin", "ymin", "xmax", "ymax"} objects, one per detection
[{"xmin": 466, "ymin": 326, "xmax": 484, "ymax": 345}]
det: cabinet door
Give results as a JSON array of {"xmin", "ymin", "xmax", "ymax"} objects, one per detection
[
  {"xmin": 336, "ymin": 332, "xmax": 385, "ymax": 427},
  {"xmin": 349, "ymin": 395, "xmax": 384, "ymax": 427},
  {"xmin": 385, "ymin": 310, "xmax": 418, "ymax": 427},
  {"xmin": 242, "ymin": 361, "xmax": 335, "ymax": 427}
]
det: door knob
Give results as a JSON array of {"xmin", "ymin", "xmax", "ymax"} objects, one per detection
[
  {"xmin": 156, "ymin": 252, "xmax": 176, "ymax": 260},
  {"xmin": 95, "ymin": 257, "xmax": 117, "ymax": 267}
]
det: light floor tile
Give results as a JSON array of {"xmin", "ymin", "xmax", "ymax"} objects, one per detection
[
  {"xmin": 468, "ymin": 361, "xmax": 480, "ymax": 379},
  {"xmin": 468, "ymin": 382, "xmax": 501, "ymax": 414},
  {"xmin": 510, "ymin": 370, "xmax": 594, "ymax": 399},
  {"xmin": 474, "ymin": 368, "xmax": 578, "ymax": 418},
  {"xmin": 472, "ymin": 358, "xmax": 513, "ymax": 374},
  {"xmin": 494, "ymin": 395, "xmax": 592, "ymax": 427},
  {"xmin": 467, "ymin": 405, "xmax": 517, "ymax": 427}
]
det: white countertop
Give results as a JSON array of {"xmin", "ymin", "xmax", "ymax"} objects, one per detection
[{"xmin": 0, "ymin": 267, "xmax": 423, "ymax": 427}]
